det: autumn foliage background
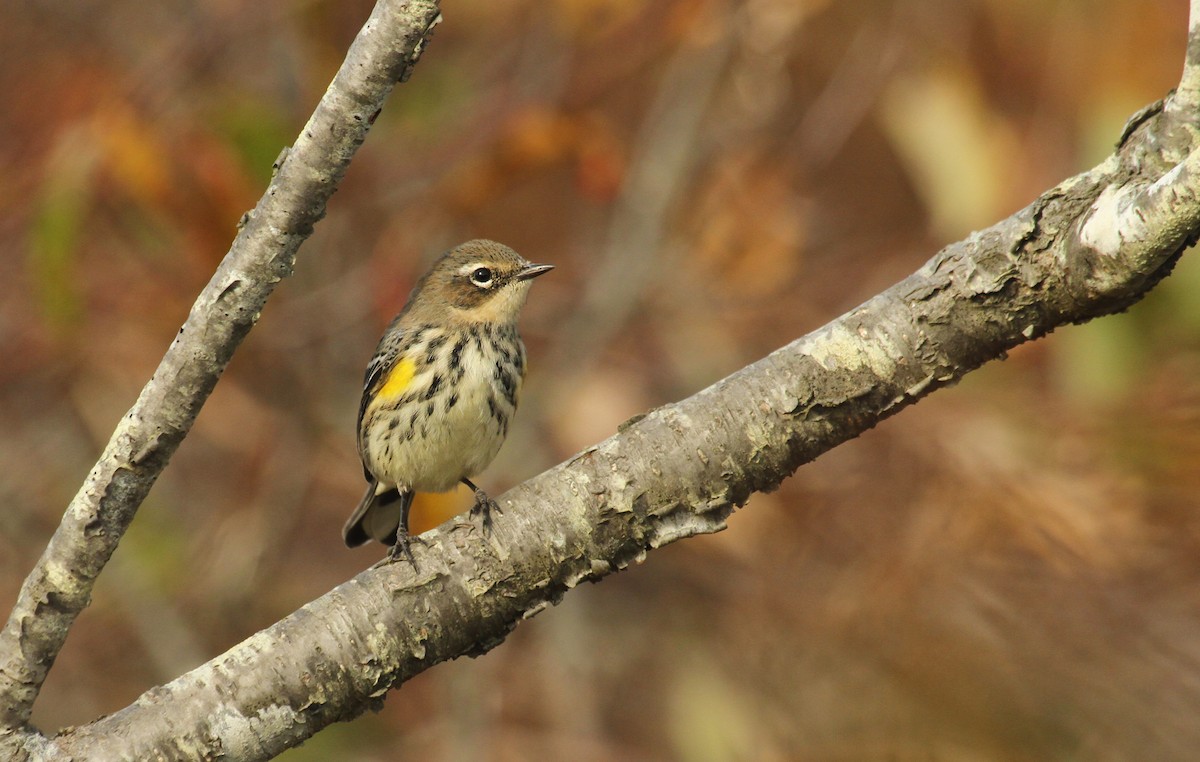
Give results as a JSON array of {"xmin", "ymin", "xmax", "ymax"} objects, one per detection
[{"xmin": 3, "ymin": 0, "xmax": 1200, "ymax": 759}]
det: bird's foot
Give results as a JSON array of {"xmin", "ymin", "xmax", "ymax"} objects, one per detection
[
  {"xmin": 469, "ymin": 488, "xmax": 501, "ymax": 535},
  {"xmin": 382, "ymin": 528, "xmax": 427, "ymax": 567}
]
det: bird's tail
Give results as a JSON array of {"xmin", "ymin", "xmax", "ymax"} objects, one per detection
[{"xmin": 342, "ymin": 481, "xmax": 413, "ymax": 547}]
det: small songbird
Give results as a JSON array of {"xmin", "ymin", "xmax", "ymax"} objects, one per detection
[{"xmin": 343, "ymin": 240, "xmax": 552, "ymax": 562}]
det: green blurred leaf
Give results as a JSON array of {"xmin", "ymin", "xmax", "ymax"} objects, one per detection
[
  {"xmin": 27, "ymin": 128, "xmax": 99, "ymax": 330},
  {"xmin": 1052, "ymin": 311, "xmax": 1143, "ymax": 408},
  {"xmin": 668, "ymin": 652, "xmax": 757, "ymax": 762},
  {"xmin": 374, "ymin": 58, "xmax": 473, "ymax": 139},
  {"xmin": 214, "ymin": 97, "xmax": 294, "ymax": 184},
  {"xmin": 1154, "ymin": 244, "xmax": 1200, "ymax": 338}
]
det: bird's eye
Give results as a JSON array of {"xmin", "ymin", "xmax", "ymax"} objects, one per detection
[{"xmin": 469, "ymin": 267, "xmax": 494, "ymax": 288}]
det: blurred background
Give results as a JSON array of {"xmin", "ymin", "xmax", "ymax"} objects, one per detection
[{"xmin": 2, "ymin": 0, "xmax": 1199, "ymax": 759}]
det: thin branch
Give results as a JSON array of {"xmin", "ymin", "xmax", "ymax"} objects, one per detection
[
  {"xmin": 1170, "ymin": 0, "xmax": 1200, "ymax": 112},
  {"xmin": 36, "ymin": 67, "xmax": 1200, "ymax": 761},
  {"xmin": 0, "ymin": 0, "xmax": 441, "ymax": 735}
]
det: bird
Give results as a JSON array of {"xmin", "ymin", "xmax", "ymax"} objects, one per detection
[{"xmin": 343, "ymin": 239, "xmax": 553, "ymax": 562}]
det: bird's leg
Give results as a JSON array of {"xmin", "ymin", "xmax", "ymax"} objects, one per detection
[
  {"xmin": 462, "ymin": 477, "xmax": 500, "ymax": 534},
  {"xmin": 383, "ymin": 491, "xmax": 426, "ymax": 566}
]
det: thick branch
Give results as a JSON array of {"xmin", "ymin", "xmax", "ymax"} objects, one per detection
[
  {"xmin": 0, "ymin": 0, "xmax": 441, "ymax": 736},
  {"xmin": 39, "ymin": 84, "xmax": 1200, "ymax": 760}
]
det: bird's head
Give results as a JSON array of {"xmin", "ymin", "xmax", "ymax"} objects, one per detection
[{"xmin": 407, "ymin": 240, "xmax": 553, "ymax": 325}]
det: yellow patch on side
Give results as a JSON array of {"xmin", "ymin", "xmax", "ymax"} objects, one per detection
[{"xmin": 377, "ymin": 357, "xmax": 417, "ymax": 400}]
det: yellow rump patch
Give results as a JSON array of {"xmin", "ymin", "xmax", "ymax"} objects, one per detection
[{"xmin": 377, "ymin": 357, "xmax": 417, "ymax": 400}]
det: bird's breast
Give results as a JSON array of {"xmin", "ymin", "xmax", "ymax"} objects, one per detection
[{"xmin": 362, "ymin": 324, "xmax": 526, "ymax": 493}]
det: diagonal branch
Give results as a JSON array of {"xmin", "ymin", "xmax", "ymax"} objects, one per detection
[
  {"xmin": 35, "ymin": 51, "xmax": 1200, "ymax": 761},
  {"xmin": 0, "ymin": 0, "xmax": 441, "ymax": 736}
]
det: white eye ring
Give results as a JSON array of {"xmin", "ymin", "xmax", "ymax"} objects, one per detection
[{"xmin": 469, "ymin": 266, "xmax": 494, "ymax": 288}]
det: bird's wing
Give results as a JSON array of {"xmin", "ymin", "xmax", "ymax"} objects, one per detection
[
  {"xmin": 358, "ymin": 343, "xmax": 396, "ymax": 432},
  {"xmin": 356, "ymin": 318, "xmax": 411, "ymax": 469}
]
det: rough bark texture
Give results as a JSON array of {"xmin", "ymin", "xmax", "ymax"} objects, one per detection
[
  {"xmin": 4, "ymin": 2, "xmax": 1200, "ymax": 761},
  {"xmin": 0, "ymin": 0, "xmax": 441, "ymax": 753}
]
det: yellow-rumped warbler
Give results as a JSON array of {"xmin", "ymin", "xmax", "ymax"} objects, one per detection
[{"xmin": 343, "ymin": 239, "xmax": 553, "ymax": 561}]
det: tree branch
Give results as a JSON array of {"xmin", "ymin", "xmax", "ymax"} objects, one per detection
[
  {"xmin": 0, "ymin": 0, "xmax": 441, "ymax": 741},
  {"xmin": 31, "ymin": 24, "xmax": 1200, "ymax": 760},
  {"xmin": 1172, "ymin": 0, "xmax": 1200, "ymax": 113}
]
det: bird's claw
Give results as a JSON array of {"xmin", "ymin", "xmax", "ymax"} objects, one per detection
[
  {"xmin": 383, "ymin": 529, "xmax": 428, "ymax": 567},
  {"xmin": 469, "ymin": 488, "xmax": 501, "ymax": 534}
]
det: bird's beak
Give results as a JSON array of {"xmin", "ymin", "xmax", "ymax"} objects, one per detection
[{"xmin": 516, "ymin": 263, "xmax": 554, "ymax": 281}]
